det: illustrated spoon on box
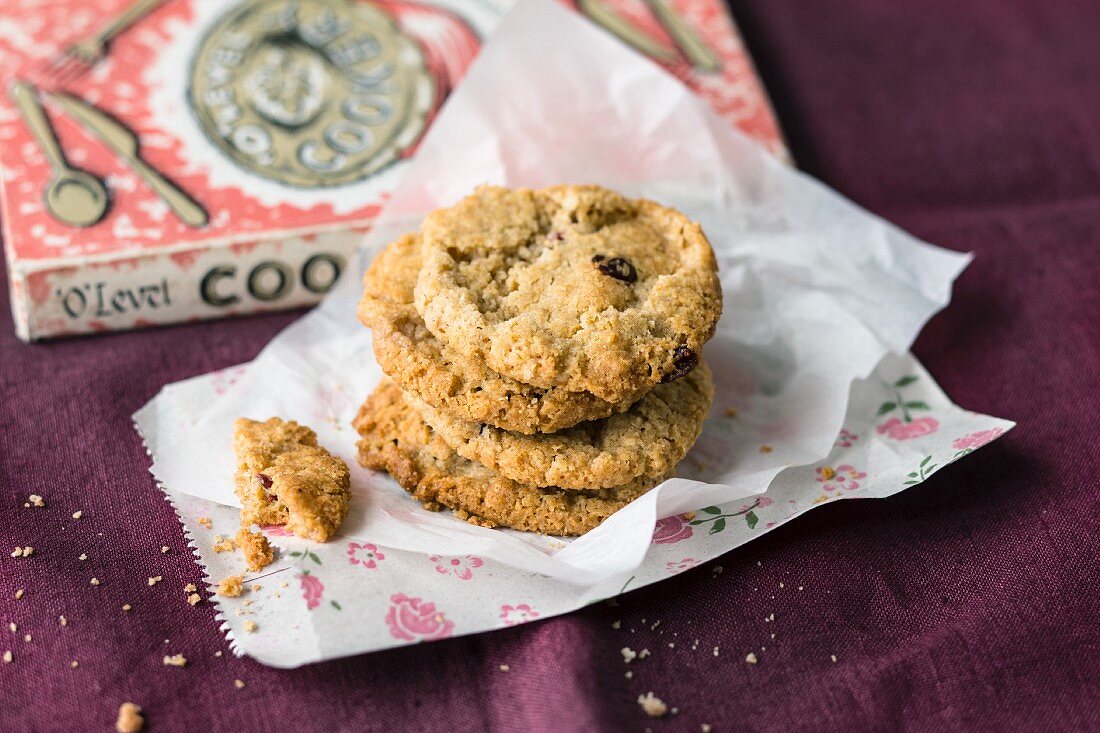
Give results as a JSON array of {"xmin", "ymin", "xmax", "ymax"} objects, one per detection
[{"xmin": 47, "ymin": 90, "xmax": 208, "ymax": 228}]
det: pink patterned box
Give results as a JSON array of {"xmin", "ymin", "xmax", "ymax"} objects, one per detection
[{"xmin": 0, "ymin": 0, "xmax": 785, "ymax": 340}]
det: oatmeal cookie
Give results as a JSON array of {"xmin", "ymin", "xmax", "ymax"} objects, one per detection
[
  {"xmin": 358, "ymin": 233, "xmax": 644, "ymax": 434},
  {"xmin": 411, "ymin": 361, "xmax": 713, "ymax": 489},
  {"xmin": 353, "ymin": 381, "xmax": 668, "ymax": 536},
  {"xmin": 233, "ymin": 417, "xmax": 351, "ymax": 542},
  {"xmin": 414, "ymin": 185, "xmax": 722, "ymax": 403}
]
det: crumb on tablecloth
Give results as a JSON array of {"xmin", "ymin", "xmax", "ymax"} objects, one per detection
[
  {"xmin": 147, "ymin": 576, "xmax": 163, "ymax": 586},
  {"xmin": 218, "ymin": 575, "xmax": 244, "ymax": 597},
  {"xmin": 2, "ymin": 650, "xmax": 11, "ymax": 663},
  {"xmin": 90, "ymin": 578, "xmax": 100, "ymax": 586},
  {"xmin": 72, "ymin": 510, "xmax": 83, "ymax": 519},
  {"xmin": 27, "ymin": 494, "xmax": 44, "ymax": 508},
  {"xmin": 236, "ymin": 528, "xmax": 274, "ymax": 571},
  {"xmin": 243, "ymin": 620, "xmax": 258, "ymax": 633},
  {"xmin": 621, "ymin": 647, "xmax": 637, "ymax": 663},
  {"xmin": 162, "ymin": 654, "xmax": 187, "ymax": 667},
  {"xmin": 122, "ymin": 604, "xmax": 132, "ymax": 612},
  {"xmin": 187, "ymin": 593, "xmax": 201, "ymax": 606},
  {"xmin": 58, "ymin": 615, "xmax": 67, "ymax": 627},
  {"xmin": 234, "ymin": 679, "xmax": 245, "ymax": 689},
  {"xmin": 637, "ymin": 692, "xmax": 668, "ymax": 718},
  {"xmin": 184, "ymin": 583, "xmax": 197, "ymax": 593},
  {"xmin": 746, "ymin": 652, "xmax": 758, "ymax": 664},
  {"xmin": 115, "ymin": 702, "xmax": 143, "ymax": 733}
]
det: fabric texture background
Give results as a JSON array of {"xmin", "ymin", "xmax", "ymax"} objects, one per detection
[{"xmin": 1, "ymin": 1, "xmax": 1097, "ymax": 730}]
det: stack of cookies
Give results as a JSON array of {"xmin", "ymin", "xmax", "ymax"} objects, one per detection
[{"xmin": 353, "ymin": 185, "xmax": 722, "ymax": 536}]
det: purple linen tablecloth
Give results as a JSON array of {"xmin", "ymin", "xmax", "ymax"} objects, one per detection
[{"xmin": 1, "ymin": 1, "xmax": 1098, "ymax": 730}]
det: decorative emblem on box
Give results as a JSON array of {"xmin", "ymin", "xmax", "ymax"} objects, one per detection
[{"xmin": 189, "ymin": 0, "xmax": 435, "ymax": 187}]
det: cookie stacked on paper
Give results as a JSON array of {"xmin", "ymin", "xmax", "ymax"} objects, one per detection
[{"xmin": 354, "ymin": 185, "xmax": 722, "ymax": 536}]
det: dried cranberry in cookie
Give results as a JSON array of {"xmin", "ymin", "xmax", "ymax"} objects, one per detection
[{"xmin": 413, "ymin": 185, "xmax": 722, "ymax": 403}]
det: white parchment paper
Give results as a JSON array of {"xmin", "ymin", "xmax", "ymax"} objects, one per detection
[{"xmin": 134, "ymin": 0, "xmax": 1012, "ymax": 665}]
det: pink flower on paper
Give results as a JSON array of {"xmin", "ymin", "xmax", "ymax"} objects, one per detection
[
  {"xmin": 815, "ymin": 464, "xmax": 867, "ymax": 492},
  {"xmin": 347, "ymin": 542, "xmax": 385, "ymax": 569},
  {"xmin": 499, "ymin": 603, "xmax": 540, "ymax": 626},
  {"xmin": 261, "ymin": 524, "xmax": 294, "ymax": 537},
  {"xmin": 877, "ymin": 416, "xmax": 939, "ymax": 441},
  {"xmin": 385, "ymin": 593, "xmax": 454, "ymax": 642},
  {"xmin": 652, "ymin": 515, "xmax": 693, "ymax": 545},
  {"xmin": 298, "ymin": 572, "xmax": 323, "ymax": 610},
  {"xmin": 666, "ymin": 558, "xmax": 700, "ymax": 573},
  {"xmin": 430, "ymin": 554, "xmax": 484, "ymax": 580},
  {"xmin": 212, "ymin": 366, "xmax": 246, "ymax": 395},
  {"xmin": 757, "ymin": 497, "xmax": 773, "ymax": 508},
  {"xmin": 952, "ymin": 428, "xmax": 1004, "ymax": 451},
  {"xmin": 835, "ymin": 428, "xmax": 860, "ymax": 448}
]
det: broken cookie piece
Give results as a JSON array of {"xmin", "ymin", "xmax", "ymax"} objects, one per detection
[
  {"xmin": 236, "ymin": 528, "xmax": 274, "ymax": 572},
  {"xmin": 217, "ymin": 575, "xmax": 244, "ymax": 598},
  {"xmin": 233, "ymin": 418, "xmax": 351, "ymax": 542}
]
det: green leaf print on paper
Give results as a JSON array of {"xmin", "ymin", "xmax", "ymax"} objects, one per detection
[
  {"xmin": 903, "ymin": 455, "xmax": 938, "ymax": 485},
  {"xmin": 689, "ymin": 498, "xmax": 767, "ymax": 534},
  {"xmin": 879, "ymin": 375, "xmax": 931, "ymax": 423}
]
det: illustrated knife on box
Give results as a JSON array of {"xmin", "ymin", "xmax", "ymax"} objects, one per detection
[{"xmin": 47, "ymin": 91, "xmax": 208, "ymax": 227}]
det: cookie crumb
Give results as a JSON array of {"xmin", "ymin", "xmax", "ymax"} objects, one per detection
[
  {"xmin": 198, "ymin": 516, "xmax": 213, "ymax": 529},
  {"xmin": 212, "ymin": 535, "xmax": 236, "ymax": 553},
  {"xmin": 162, "ymin": 654, "xmax": 187, "ymax": 667},
  {"xmin": 90, "ymin": 578, "xmax": 100, "ymax": 586},
  {"xmin": 8, "ymin": 623, "xmax": 15, "ymax": 632},
  {"xmin": 234, "ymin": 679, "xmax": 245, "ymax": 689},
  {"xmin": 701, "ymin": 725, "xmax": 712, "ymax": 732},
  {"xmin": 28, "ymin": 494, "xmax": 44, "ymax": 507},
  {"xmin": 279, "ymin": 581, "xmax": 288, "ymax": 589},
  {"xmin": 59, "ymin": 615, "xmax": 67, "ymax": 627},
  {"xmin": 251, "ymin": 583, "xmax": 262, "ymax": 592},
  {"xmin": 236, "ymin": 528, "xmax": 274, "ymax": 572},
  {"xmin": 184, "ymin": 583, "xmax": 197, "ymax": 593},
  {"xmin": 498, "ymin": 664, "xmax": 510, "ymax": 672},
  {"xmin": 160, "ymin": 546, "xmax": 170, "ymax": 554},
  {"xmin": 214, "ymin": 651, "xmax": 223, "ymax": 658},
  {"xmin": 637, "ymin": 692, "xmax": 668, "ymax": 718},
  {"xmin": 625, "ymin": 670, "xmax": 633, "ymax": 679},
  {"xmin": 115, "ymin": 702, "xmax": 143, "ymax": 733},
  {"xmin": 2, "ymin": 650, "xmax": 11, "ymax": 663},
  {"xmin": 713, "ymin": 646, "xmax": 720, "ymax": 657},
  {"xmin": 745, "ymin": 652, "xmax": 758, "ymax": 664},
  {"xmin": 218, "ymin": 575, "xmax": 244, "ymax": 597},
  {"xmin": 122, "ymin": 604, "xmax": 132, "ymax": 612},
  {"xmin": 621, "ymin": 647, "xmax": 637, "ymax": 663},
  {"xmin": 724, "ymin": 407, "xmax": 738, "ymax": 418},
  {"xmin": 243, "ymin": 620, "xmax": 258, "ymax": 633},
  {"xmin": 611, "ymin": 620, "xmax": 621, "ymax": 630},
  {"xmin": 147, "ymin": 576, "xmax": 163, "ymax": 586},
  {"xmin": 72, "ymin": 510, "xmax": 83, "ymax": 520},
  {"xmin": 14, "ymin": 589, "xmax": 24, "ymax": 600},
  {"xmin": 759, "ymin": 445, "xmax": 773, "ymax": 453},
  {"xmin": 638, "ymin": 648, "xmax": 651, "ymax": 659},
  {"xmin": 650, "ymin": 620, "xmax": 661, "ymax": 630},
  {"xmin": 79, "ymin": 553, "xmax": 87, "ymax": 561},
  {"xmin": 831, "ymin": 654, "xmax": 837, "ymax": 663},
  {"xmin": 70, "ymin": 660, "xmax": 79, "ymax": 668},
  {"xmin": 187, "ymin": 593, "xmax": 201, "ymax": 606},
  {"xmin": 23, "ymin": 634, "xmax": 31, "ymax": 642}
]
